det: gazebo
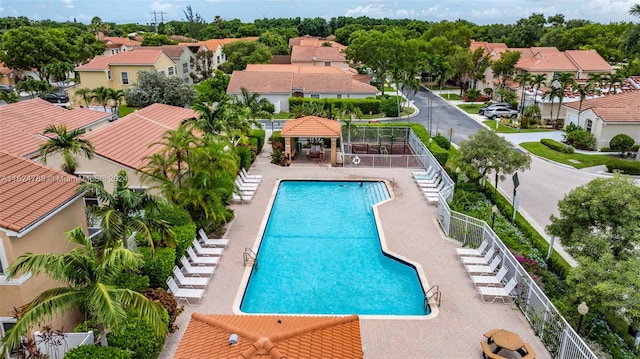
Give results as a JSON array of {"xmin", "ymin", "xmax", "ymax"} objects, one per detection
[{"xmin": 280, "ymin": 116, "xmax": 342, "ymax": 166}]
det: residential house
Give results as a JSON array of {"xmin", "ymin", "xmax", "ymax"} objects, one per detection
[
  {"xmin": 178, "ymin": 37, "xmax": 259, "ymax": 71},
  {"xmin": 0, "ymin": 98, "xmax": 114, "ymax": 159},
  {"xmin": 288, "ymin": 35, "xmax": 349, "ymax": 70},
  {"xmin": 99, "ymin": 36, "xmax": 142, "ymax": 56},
  {"xmin": 173, "ymin": 313, "xmax": 363, "ymax": 358},
  {"xmin": 562, "ymin": 91, "xmax": 640, "ymax": 150},
  {"xmin": 75, "ymin": 49, "xmax": 176, "ymax": 93},
  {"xmin": 136, "ymin": 45, "xmax": 196, "ymax": 85},
  {"xmin": 470, "ymin": 41, "xmax": 613, "ymax": 121},
  {"xmin": 226, "ymin": 64, "xmax": 378, "ymax": 113},
  {"xmin": 0, "ymin": 150, "xmax": 87, "ymax": 342},
  {"xmin": 45, "ymin": 103, "xmax": 198, "ymax": 193}
]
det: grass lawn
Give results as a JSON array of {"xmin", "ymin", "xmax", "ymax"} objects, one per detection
[
  {"xmin": 457, "ymin": 103, "xmax": 483, "ymax": 114},
  {"xmin": 441, "ymin": 93, "xmax": 462, "ymax": 100},
  {"xmin": 483, "ymin": 121, "xmax": 551, "ymax": 133},
  {"xmin": 520, "ymin": 142, "xmax": 615, "ymax": 169},
  {"xmin": 118, "ymin": 106, "xmax": 137, "ymax": 117}
]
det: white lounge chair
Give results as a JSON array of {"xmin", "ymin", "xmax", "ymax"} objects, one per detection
[
  {"xmin": 166, "ymin": 277, "xmax": 205, "ymax": 306},
  {"xmin": 466, "ymin": 256, "xmax": 501, "ymax": 275},
  {"xmin": 471, "ymin": 266, "xmax": 508, "ymax": 287},
  {"xmin": 191, "ymin": 239, "xmax": 223, "ymax": 256},
  {"xmin": 422, "ymin": 180, "xmax": 446, "ymax": 193},
  {"xmin": 424, "ymin": 192, "xmax": 440, "ymax": 205},
  {"xmin": 231, "ymin": 193, "xmax": 251, "ymax": 204},
  {"xmin": 456, "ymin": 240, "xmax": 489, "ymax": 257},
  {"xmin": 413, "ymin": 167, "xmax": 436, "ymax": 180},
  {"xmin": 241, "ymin": 167, "xmax": 262, "ymax": 179},
  {"xmin": 412, "ymin": 166, "xmax": 434, "ymax": 177},
  {"xmin": 461, "ymin": 249, "xmax": 494, "ymax": 265},
  {"xmin": 198, "ymin": 229, "xmax": 229, "ymax": 247},
  {"xmin": 180, "ymin": 256, "xmax": 215, "ymax": 276},
  {"xmin": 235, "ymin": 178, "xmax": 259, "ymax": 190},
  {"xmin": 478, "ymin": 277, "xmax": 518, "ymax": 303},
  {"xmin": 417, "ymin": 177, "xmax": 442, "ymax": 188},
  {"xmin": 239, "ymin": 170, "xmax": 261, "ymax": 183},
  {"xmin": 187, "ymin": 247, "xmax": 219, "ymax": 266},
  {"xmin": 172, "ymin": 266, "xmax": 209, "ymax": 288}
]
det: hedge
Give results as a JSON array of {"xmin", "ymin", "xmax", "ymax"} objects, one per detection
[
  {"xmin": 288, "ymin": 97, "xmax": 380, "ymax": 114},
  {"xmin": 108, "ymin": 314, "xmax": 167, "ymax": 359},
  {"xmin": 236, "ymin": 145, "xmax": 252, "ymax": 170},
  {"xmin": 540, "ymin": 138, "xmax": 574, "ymax": 153},
  {"xmin": 433, "ymin": 134, "xmax": 451, "ymax": 150},
  {"xmin": 606, "ymin": 158, "xmax": 640, "ymax": 175},
  {"xmin": 139, "ymin": 247, "xmax": 176, "ymax": 289},
  {"xmin": 173, "ymin": 222, "xmax": 197, "ymax": 262},
  {"xmin": 65, "ymin": 345, "xmax": 131, "ymax": 359},
  {"xmin": 152, "ymin": 203, "xmax": 191, "ymax": 226},
  {"xmin": 250, "ymin": 129, "xmax": 265, "ymax": 153}
]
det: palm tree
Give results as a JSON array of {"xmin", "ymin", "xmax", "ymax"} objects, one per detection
[
  {"xmin": 575, "ymin": 81, "xmax": 596, "ymax": 125},
  {"xmin": 630, "ymin": 4, "xmax": 640, "ymax": 17},
  {"xmin": 515, "ymin": 72, "xmax": 533, "ymax": 114},
  {"xmin": 605, "ymin": 72, "xmax": 626, "ymax": 94},
  {"xmin": 233, "ymin": 87, "xmax": 274, "ymax": 121},
  {"xmin": 78, "ymin": 170, "xmax": 174, "ymax": 250},
  {"xmin": 2, "ymin": 227, "xmax": 167, "ymax": 352},
  {"xmin": 39, "ymin": 124, "xmax": 95, "ymax": 174},
  {"xmin": 74, "ymin": 88, "xmax": 93, "ymax": 108},
  {"xmin": 542, "ymin": 86, "xmax": 562, "ymax": 126},
  {"xmin": 91, "ymin": 86, "xmax": 112, "ymax": 112},
  {"xmin": 530, "ymin": 73, "xmax": 547, "ymax": 107},
  {"xmin": 554, "ymin": 72, "xmax": 576, "ymax": 125}
]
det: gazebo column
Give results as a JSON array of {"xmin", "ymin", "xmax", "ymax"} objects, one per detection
[
  {"xmin": 330, "ymin": 138, "xmax": 337, "ymax": 166},
  {"xmin": 284, "ymin": 137, "xmax": 293, "ymax": 166}
]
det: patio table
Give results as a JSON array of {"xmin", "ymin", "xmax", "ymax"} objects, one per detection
[{"xmin": 485, "ymin": 329, "xmax": 527, "ymax": 356}]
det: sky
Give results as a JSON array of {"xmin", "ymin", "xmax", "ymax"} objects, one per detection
[{"xmin": 0, "ymin": 0, "xmax": 638, "ymax": 26}]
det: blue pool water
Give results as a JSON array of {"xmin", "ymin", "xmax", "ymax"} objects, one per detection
[{"xmin": 240, "ymin": 180, "xmax": 428, "ymax": 316}]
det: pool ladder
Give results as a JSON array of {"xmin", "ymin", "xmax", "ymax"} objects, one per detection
[
  {"xmin": 243, "ymin": 248, "xmax": 258, "ymax": 270},
  {"xmin": 424, "ymin": 284, "xmax": 441, "ymax": 313}
]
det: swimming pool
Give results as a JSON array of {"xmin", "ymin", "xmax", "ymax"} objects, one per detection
[{"xmin": 240, "ymin": 180, "xmax": 429, "ymax": 316}]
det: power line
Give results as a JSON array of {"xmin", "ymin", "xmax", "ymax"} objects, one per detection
[{"xmin": 150, "ymin": 11, "xmax": 167, "ymax": 33}]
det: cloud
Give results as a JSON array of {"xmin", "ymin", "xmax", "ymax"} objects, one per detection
[
  {"xmin": 345, "ymin": 4, "xmax": 386, "ymax": 18},
  {"xmin": 62, "ymin": 0, "xmax": 74, "ymax": 9}
]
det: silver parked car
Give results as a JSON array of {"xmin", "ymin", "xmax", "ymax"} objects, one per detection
[{"xmin": 484, "ymin": 107, "xmax": 519, "ymax": 119}]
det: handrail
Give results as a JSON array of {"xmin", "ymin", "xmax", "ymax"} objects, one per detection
[
  {"xmin": 243, "ymin": 248, "xmax": 258, "ymax": 270},
  {"xmin": 424, "ymin": 284, "xmax": 441, "ymax": 312}
]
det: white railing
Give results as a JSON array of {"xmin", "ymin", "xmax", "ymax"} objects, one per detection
[
  {"xmin": 437, "ymin": 195, "xmax": 598, "ymax": 359},
  {"xmin": 34, "ymin": 330, "xmax": 93, "ymax": 359}
]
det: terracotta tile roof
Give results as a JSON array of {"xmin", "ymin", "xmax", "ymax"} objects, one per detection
[
  {"xmin": 0, "ymin": 150, "xmax": 81, "ymax": 233},
  {"xmin": 565, "ymin": 50, "xmax": 613, "ymax": 72},
  {"xmin": 270, "ymin": 55, "xmax": 291, "ymax": 64},
  {"xmin": 84, "ymin": 104, "xmax": 197, "ymax": 170},
  {"xmin": 75, "ymin": 49, "xmax": 164, "ymax": 71},
  {"xmin": 290, "ymin": 46, "xmax": 346, "ymax": 63},
  {"xmin": 0, "ymin": 99, "xmax": 112, "ymax": 157},
  {"xmin": 102, "ymin": 36, "xmax": 141, "ymax": 47},
  {"xmin": 629, "ymin": 76, "xmax": 640, "ymax": 90},
  {"xmin": 136, "ymin": 45, "xmax": 191, "ymax": 60},
  {"xmin": 517, "ymin": 52, "xmax": 578, "ymax": 72},
  {"xmin": 289, "ymin": 35, "xmax": 347, "ymax": 50},
  {"xmin": 174, "ymin": 313, "xmax": 363, "ymax": 359},
  {"xmin": 281, "ymin": 116, "xmax": 342, "ymax": 137},
  {"xmin": 227, "ymin": 65, "xmax": 378, "ymax": 95},
  {"xmin": 182, "ymin": 37, "xmax": 259, "ymax": 52},
  {"xmin": 563, "ymin": 92, "xmax": 640, "ymax": 122}
]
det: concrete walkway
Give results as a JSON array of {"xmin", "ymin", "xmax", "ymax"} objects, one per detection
[{"xmin": 159, "ymin": 150, "xmax": 552, "ymax": 359}]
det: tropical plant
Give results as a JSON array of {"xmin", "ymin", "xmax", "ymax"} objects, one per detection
[
  {"xmin": 553, "ymin": 72, "xmax": 576, "ymax": 125},
  {"xmin": 39, "ymin": 124, "xmax": 95, "ymax": 174},
  {"xmin": 91, "ymin": 86, "xmax": 112, "ymax": 112},
  {"xmin": 2, "ymin": 227, "xmax": 167, "ymax": 352},
  {"xmin": 78, "ymin": 170, "xmax": 174, "ymax": 250},
  {"xmin": 515, "ymin": 72, "xmax": 533, "ymax": 113},
  {"xmin": 529, "ymin": 73, "xmax": 547, "ymax": 107},
  {"xmin": 74, "ymin": 88, "xmax": 93, "ymax": 108},
  {"xmin": 464, "ymin": 88, "xmax": 482, "ymax": 103},
  {"xmin": 574, "ymin": 81, "xmax": 596, "ymax": 124},
  {"xmin": 542, "ymin": 86, "xmax": 562, "ymax": 127},
  {"xmin": 232, "ymin": 87, "xmax": 274, "ymax": 121}
]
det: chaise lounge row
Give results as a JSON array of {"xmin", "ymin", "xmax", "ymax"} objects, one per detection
[
  {"xmin": 232, "ymin": 168, "xmax": 262, "ymax": 204},
  {"xmin": 412, "ymin": 166, "xmax": 445, "ymax": 205},
  {"xmin": 166, "ymin": 229, "xmax": 230, "ymax": 305}
]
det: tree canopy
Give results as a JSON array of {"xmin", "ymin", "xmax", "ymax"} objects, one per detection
[
  {"xmin": 124, "ymin": 70, "xmax": 196, "ymax": 108},
  {"xmin": 219, "ymin": 41, "xmax": 272, "ymax": 73}
]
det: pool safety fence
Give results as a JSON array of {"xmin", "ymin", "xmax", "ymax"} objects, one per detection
[{"xmin": 437, "ymin": 195, "xmax": 598, "ymax": 359}]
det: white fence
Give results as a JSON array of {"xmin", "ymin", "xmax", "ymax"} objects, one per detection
[
  {"xmin": 437, "ymin": 197, "xmax": 598, "ymax": 359},
  {"xmin": 34, "ymin": 330, "xmax": 93, "ymax": 359}
]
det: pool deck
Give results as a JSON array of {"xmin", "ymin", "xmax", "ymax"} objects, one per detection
[{"xmin": 160, "ymin": 150, "xmax": 552, "ymax": 359}]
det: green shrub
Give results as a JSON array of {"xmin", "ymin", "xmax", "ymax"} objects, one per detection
[
  {"xmin": 565, "ymin": 129, "xmax": 596, "ymax": 150},
  {"xmin": 432, "ymin": 151, "xmax": 450, "ymax": 166},
  {"xmin": 142, "ymin": 288, "xmax": 183, "ymax": 333},
  {"xmin": 65, "ymin": 345, "xmax": 131, "ymax": 359},
  {"xmin": 108, "ymin": 314, "xmax": 167, "ymax": 359},
  {"xmin": 139, "ymin": 247, "xmax": 176, "ymax": 289},
  {"xmin": 235, "ymin": 145, "xmax": 252, "ymax": 170},
  {"xmin": 152, "ymin": 202, "xmax": 191, "ymax": 226},
  {"xmin": 609, "ymin": 133, "xmax": 635, "ymax": 154},
  {"xmin": 113, "ymin": 272, "xmax": 150, "ymax": 292},
  {"xmin": 271, "ymin": 149, "xmax": 283, "ymax": 165},
  {"xmin": 173, "ymin": 222, "xmax": 196, "ymax": 262},
  {"xmin": 433, "ymin": 134, "xmax": 451, "ymax": 150},
  {"xmin": 380, "ymin": 97, "xmax": 399, "ymax": 117},
  {"xmin": 250, "ymin": 129, "xmax": 265, "ymax": 153},
  {"xmin": 541, "ymin": 138, "xmax": 574, "ymax": 153},
  {"xmin": 270, "ymin": 131, "xmax": 284, "ymax": 150},
  {"xmin": 606, "ymin": 158, "xmax": 640, "ymax": 175},
  {"xmin": 600, "ymin": 147, "xmax": 614, "ymax": 152},
  {"xmin": 288, "ymin": 97, "xmax": 380, "ymax": 114}
]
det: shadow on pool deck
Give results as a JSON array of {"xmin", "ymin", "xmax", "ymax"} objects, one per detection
[{"xmin": 159, "ymin": 149, "xmax": 552, "ymax": 359}]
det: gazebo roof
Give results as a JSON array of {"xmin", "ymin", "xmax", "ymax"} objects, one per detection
[{"xmin": 281, "ymin": 116, "xmax": 341, "ymax": 138}]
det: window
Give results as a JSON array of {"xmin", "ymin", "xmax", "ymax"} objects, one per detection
[
  {"xmin": 586, "ymin": 119, "xmax": 593, "ymax": 132},
  {"xmin": 337, "ymin": 94, "xmax": 342, "ymax": 99},
  {"xmin": 106, "ymin": 70, "xmax": 111, "ymax": 80},
  {"xmin": 168, "ymin": 66, "xmax": 174, "ymax": 76},
  {"xmin": 217, "ymin": 56, "xmax": 221, "ymax": 64},
  {"xmin": 311, "ymin": 94, "xmax": 320, "ymax": 99},
  {"xmin": 121, "ymin": 72, "xmax": 129, "ymax": 85},
  {"xmin": 183, "ymin": 63, "xmax": 188, "ymax": 74},
  {"xmin": 324, "ymin": 61, "xmax": 331, "ymax": 67}
]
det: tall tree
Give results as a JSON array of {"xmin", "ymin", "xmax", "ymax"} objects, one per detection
[
  {"xmin": 530, "ymin": 73, "xmax": 547, "ymax": 107},
  {"xmin": 219, "ymin": 41, "xmax": 272, "ymax": 73},
  {"xmin": 2, "ymin": 227, "xmax": 167, "ymax": 351},
  {"xmin": 39, "ymin": 124, "xmax": 95, "ymax": 174},
  {"xmin": 547, "ymin": 174, "xmax": 640, "ymax": 261},
  {"xmin": 455, "ymin": 129, "xmax": 532, "ymax": 191},
  {"xmin": 123, "ymin": 70, "xmax": 196, "ymax": 108},
  {"xmin": 193, "ymin": 70, "xmax": 230, "ymax": 104},
  {"xmin": 74, "ymin": 88, "xmax": 94, "ymax": 108},
  {"xmin": 514, "ymin": 72, "xmax": 533, "ymax": 114},
  {"xmin": 79, "ymin": 170, "xmax": 174, "ymax": 250},
  {"xmin": 542, "ymin": 85, "xmax": 562, "ymax": 125},
  {"xmin": 574, "ymin": 81, "xmax": 596, "ymax": 125},
  {"xmin": 183, "ymin": 5, "xmax": 205, "ymax": 39},
  {"xmin": 469, "ymin": 47, "xmax": 491, "ymax": 90},
  {"xmin": 491, "ymin": 51, "xmax": 521, "ymax": 90},
  {"xmin": 554, "ymin": 72, "xmax": 576, "ymax": 125},
  {"xmin": 233, "ymin": 87, "xmax": 274, "ymax": 121}
]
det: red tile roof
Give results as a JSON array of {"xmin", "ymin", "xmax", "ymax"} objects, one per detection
[
  {"xmin": 281, "ymin": 116, "xmax": 342, "ymax": 137},
  {"xmin": 290, "ymin": 46, "xmax": 346, "ymax": 63},
  {"xmin": 174, "ymin": 313, "xmax": 363, "ymax": 359},
  {"xmin": 179, "ymin": 37, "xmax": 259, "ymax": 52},
  {"xmin": 563, "ymin": 92, "xmax": 640, "ymax": 122},
  {"xmin": 0, "ymin": 150, "xmax": 81, "ymax": 233},
  {"xmin": 84, "ymin": 104, "xmax": 197, "ymax": 170},
  {"xmin": 136, "ymin": 45, "xmax": 191, "ymax": 60},
  {"xmin": 288, "ymin": 35, "xmax": 347, "ymax": 50},
  {"xmin": 565, "ymin": 50, "xmax": 612, "ymax": 72},
  {"xmin": 0, "ymin": 99, "xmax": 112, "ymax": 157},
  {"xmin": 75, "ymin": 49, "xmax": 164, "ymax": 71},
  {"xmin": 102, "ymin": 36, "xmax": 141, "ymax": 47}
]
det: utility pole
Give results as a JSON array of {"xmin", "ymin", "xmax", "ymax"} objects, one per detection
[{"xmin": 150, "ymin": 11, "xmax": 167, "ymax": 33}]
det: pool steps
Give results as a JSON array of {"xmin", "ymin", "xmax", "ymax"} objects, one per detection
[{"xmin": 363, "ymin": 181, "xmax": 390, "ymax": 208}]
